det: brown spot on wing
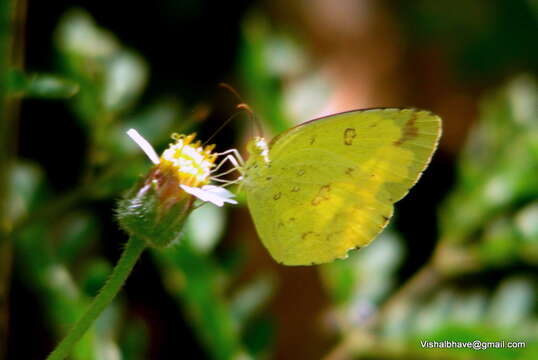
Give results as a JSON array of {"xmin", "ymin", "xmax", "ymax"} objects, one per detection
[
  {"xmin": 379, "ymin": 214, "xmax": 391, "ymax": 228},
  {"xmin": 301, "ymin": 231, "xmax": 320, "ymax": 241},
  {"xmin": 344, "ymin": 128, "xmax": 357, "ymax": 145},
  {"xmin": 393, "ymin": 112, "xmax": 418, "ymax": 146},
  {"xmin": 311, "ymin": 184, "xmax": 331, "ymax": 205},
  {"xmin": 325, "ymin": 231, "xmax": 343, "ymax": 242}
]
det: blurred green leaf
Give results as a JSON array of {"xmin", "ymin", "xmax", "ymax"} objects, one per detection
[
  {"xmin": 55, "ymin": 9, "xmax": 148, "ymax": 126},
  {"xmin": 80, "ymin": 258, "xmax": 112, "ymax": 297},
  {"xmin": 16, "ymin": 224, "xmax": 97, "ymax": 359},
  {"xmin": 153, "ymin": 241, "xmax": 248, "ymax": 360},
  {"xmin": 440, "ymin": 76, "xmax": 538, "ymax": 241},
  {"xmin": 102, "ymin": 50, "xmax": 148, "ymax": 112},
  {"xmin": 486, "ymin": 277, "xmax": 535, "ymax": 329},
  {"xmin": 55, "ymin": 211, "xmax": 99, "ymax": 264},
  {"xmin": 480, "ymin": 217, "xmax": 519, "ymax": 265},
  {"xmin": 56, "ymin": 9, "xmax": 118, "ymax": 58},
  {"xmin": 242, "ymin": 315, "xmax": 274, "ymax": 359},
  {"xmin": 400, "ymin": 1, "xmax": 538, "ymax": 81},
  {"xmin": 240, "ymin": 12, "xmax": 290, "ymax": 133},
  {"xmin": 115, "ymin": 99, "xmax": 182, "ymax": 152},
  {"xmin": 514, "ymin": 202, "xmax": 538, "ymax": 241},
  {"xmin": 230, "ymin": 274, "xmax": 274, "ymax": 327},
  {"xmin": 383, "ymin": 277, "xmax": 538, "ymax": 358},
  {"xmin": 8, "ymin": 69, "xmax": 79, "ymax": 98},
  {"xmin": 413, "ymin": 290, "xmax": 455, "ymax": 335},
  {"xmin": 89, "ymin": 158, "xmax": 148, "ymax": 199},
  {"xmin": 185, "ymin": 204, "xmax": 226, "ymax": 254},
  {"xmin": 8, "ymin": 161, "xmax": 47, "ymax": 224},
  {"xmin": 320, "ymin": 231, "xmax": 404, "ymax": 306},
  {"xmin": 449, "ymin": 291, "xmax": 488, "ymax": 326},
  {"xmin": 93, "ymin": 304, "xmax": 122, "ymax": 360},
  {"xmin": 120, "ymin": 316, "xmax": 149, "ymax": 360},
  {"xmin": 283, "ymin": 71, "xmax": 330, "ymax": 124}
]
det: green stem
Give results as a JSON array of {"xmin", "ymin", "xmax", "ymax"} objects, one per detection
[
  {"xmin": 46, "ymin": 236, "xmax": 147, "ymax": 360},
  {"xmin": 0, "ymin": 0, "xmax": 18, "ymax": 358}
]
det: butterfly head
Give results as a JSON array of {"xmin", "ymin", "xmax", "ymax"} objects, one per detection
[{"xmin": 246, "ymin": 136, "xmax": 270, "ymax": 163}]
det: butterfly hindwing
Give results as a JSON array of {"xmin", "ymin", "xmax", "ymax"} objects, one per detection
[{"xmin": 244, "ymin": 108, "xmax": 441, "ymax": 265}]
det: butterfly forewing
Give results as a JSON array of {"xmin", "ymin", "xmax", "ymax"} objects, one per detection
[{"xmin": 245, "ymin": 108, "xmax": 441, "ymax": 265}]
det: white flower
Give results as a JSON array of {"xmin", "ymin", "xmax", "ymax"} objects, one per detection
[{"xmin": 127, "ymin": 128, "xmax": 237, "ymax": 207}]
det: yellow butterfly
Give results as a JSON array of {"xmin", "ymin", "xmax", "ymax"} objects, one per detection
[{"xmin": 239, "ymin": 108, "xmax": 441, "ymax": 265}]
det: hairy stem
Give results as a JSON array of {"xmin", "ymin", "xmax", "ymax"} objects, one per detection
[{"xmin": 46, "ymin": 236, "xmax": 146, "ymax": 360}]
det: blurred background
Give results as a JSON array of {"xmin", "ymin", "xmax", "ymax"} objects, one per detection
[{"xmin": 1, "ymin": 0, "xmax": 538, "ymax": 359}]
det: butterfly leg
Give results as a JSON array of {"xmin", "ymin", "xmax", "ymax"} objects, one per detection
[
  {"xmin": 211, "ymin": 155, "xmax": 236, "ymax": 174},
  {"xmin": 211, "ymin": 158, "xmax": 245, "ymax": 188},
  {"xmin": 209, "ymin": 169, "xmax": 244, "ymax": 188},
  {"xmin": 210, "ymin": 156, "xmax": 243, "ymax": 181},
  {"xmin": 209, "ymin": 176, "xmax": 243, "ymax": 187},
  {"xmin": 214, "ymin": 149, "xmax": 245, "ymax": 167},
  {"xmin": 212, "ymin": 163, "xmax": 241, "ymax": 178},
  {"xmin": 211, "ymin": 149, "xmax": 245, "ymax": 175},
  {"xmin": 209, "ymin": 149, "xmax": 245, "ymax": 188}
]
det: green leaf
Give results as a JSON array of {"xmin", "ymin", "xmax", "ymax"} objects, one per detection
[
  {"xmin": 56, "ymin": 211, "xmax": 100, "ymax": 264},
  {"xmin": 487, "ymin": 277, "xmax": 535, "ymax": 329},
  {"xmin": 55, "ymin": 9, "xmax": 148, "ymax": 125},
  {"xmin": 8, "ymin": 69, "xmax": 79, "ymax": 98},
  {"xmin": 239, "ymin": 12, "xmax": 290, "ymax": 133},
  {"xmin": 102, "ymin": 50, "xmax": 148, "ymax": 112},
  {"xmin": 514, "ymin": 202, "xmax": 538, "ymax": 241},
  {"xmin": 320, "ymin": 231, "xmax": 404, "ymax": 306},
  {"xmin": 80, "ymin": 258, "xmax": 112, "ymax": 297},
  {"xmin": 230, "ymin": 274, "xmax": 275, "ymax": 326},
  {"xmin": 440, "ymin": 77, "xmax": 538, "ymax": 241},
  {"xmin": 185, "ymin": 203, "xmax": 227, "ymax": 254},
  {"xmin": 480, "ymin": 217, "xmax": 519, "ymax": 265},
  {"xmin": 153, "ymin": 243, "xmax": 248, "ymax": 360},
  {"xmin": 7, "ymin": 161, "xmax": 47, "ymax": 223},
  {"xmin": 120, "ymin": 317, "xmax": 149, "ymax": 360}
]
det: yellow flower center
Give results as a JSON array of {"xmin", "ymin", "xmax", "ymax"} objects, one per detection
[{"xmin": 159, "ymin": 133, "xmax": 217, "ymax": 187}]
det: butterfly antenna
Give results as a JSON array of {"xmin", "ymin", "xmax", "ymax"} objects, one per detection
[
  {"xmin": 203, "ymin": 111, "xmax": 242, "ymax": 146},
  {"xmin": 236, "ymin": 103, "xmax": 263, "ymax": 137},
  {"xmin": 219, "ymin": 82, "xmax": 263, "ymax": 137}
]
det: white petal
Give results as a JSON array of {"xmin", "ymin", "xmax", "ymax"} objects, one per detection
[
  {"xmin": 201, "ymin": 185, "xmax": 236, "ymax": 199},
  {"xmin": 180, "ymin": 185, "xmax": 217, "ymax": 204},
  {"xmin": 126, "ymin": 128, "xmax": 160, "ymax": 164},
  {"xmin": 180, "ymin": 185, "xmax": 237, "ymax": 207}
]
